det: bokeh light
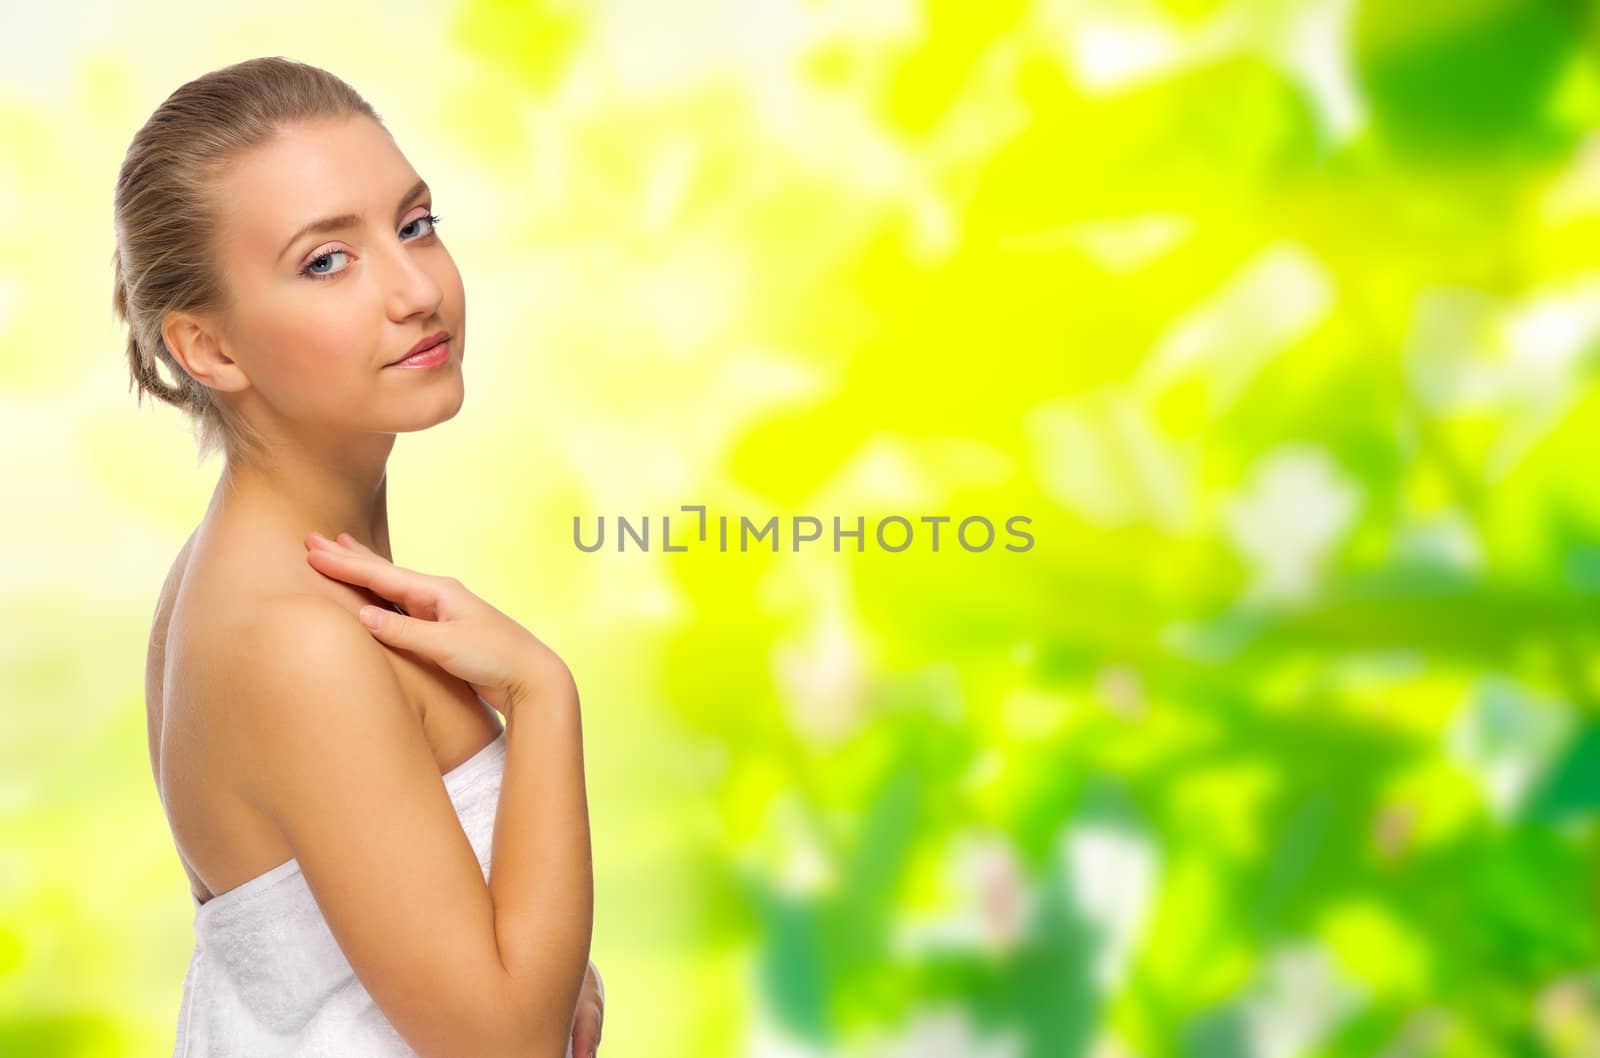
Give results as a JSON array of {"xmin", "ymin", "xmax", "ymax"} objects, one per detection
[{"xmin": 6, "ymin": 1, "xmax": 1600, "ymax": 1055}]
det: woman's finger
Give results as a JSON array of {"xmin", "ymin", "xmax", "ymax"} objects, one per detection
[
  {"xmin": 356, "ymin": 605, "xmax": 442, "ymax": 658},
  {"xmin": 335, "ymin": 531, "xmax": 380, "ymax": 557},
  {"xmin": 327, "ymin": 534, "xmax": 416, "ymax": 616},
  {"xmin": 307, "ymin": 530, "xmax": 379, "ymax": 554},
  {"xmin": 570, "ymin": 958, "xmax": 603, "ymax": 1057},
  {"xmin": 304, "ymin": 544, "xmax": 445, "ymax": 617},
  {"xmin": 309, "ymin": 531, "xmax": 386, "ymax": 565},
  {"xmin": 569, "ymin": 999, "xmax": 602, "ymax": 1058}
]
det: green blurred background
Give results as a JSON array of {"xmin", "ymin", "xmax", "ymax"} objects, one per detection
[{"xmin": 6, "ymin": 0, "xmax": 1600, "ymax": 1054}]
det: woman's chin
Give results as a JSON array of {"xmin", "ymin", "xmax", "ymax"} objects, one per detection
[{"xmin": 387, "ymin": 385, "xmax": 466, "ymax": 432}]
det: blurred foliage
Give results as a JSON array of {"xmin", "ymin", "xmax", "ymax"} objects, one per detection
[{"xmin": 7, "ymin": 0, "xmax": 1600, "ymax": 1055}]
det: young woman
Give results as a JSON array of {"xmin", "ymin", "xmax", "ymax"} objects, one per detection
[{"xmin": 115, "ymin": 56, "xmax": 605, "ymax": 1058}]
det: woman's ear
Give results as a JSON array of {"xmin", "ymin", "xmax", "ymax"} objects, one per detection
[{"xmin": 162, "ymin": 310, "xmax": 250, "ymax": 394}]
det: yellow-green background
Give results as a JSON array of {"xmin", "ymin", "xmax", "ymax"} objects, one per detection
[{"xmin": 6, "ymin": 0, "xmax": 1600, "ymax": 1054}]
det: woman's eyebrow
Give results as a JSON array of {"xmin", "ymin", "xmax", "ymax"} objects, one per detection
[{"xmin": 276, "ymin": 178, "xmax": 431, "ymax": 263}]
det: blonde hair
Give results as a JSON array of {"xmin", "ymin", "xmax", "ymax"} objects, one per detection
[{"xmin": 112, "ymin": 56, "xmax": 384, "ymax": 466}]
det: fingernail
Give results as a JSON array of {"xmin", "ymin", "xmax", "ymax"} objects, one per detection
[{"xmin": 358, "ymin": 606, "xmax": 384, "ymax": 631}]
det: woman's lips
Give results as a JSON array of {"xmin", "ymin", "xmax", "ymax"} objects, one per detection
[{"xmin": 386, "ymin": 339, "xmax": 451, "ymax": 369}]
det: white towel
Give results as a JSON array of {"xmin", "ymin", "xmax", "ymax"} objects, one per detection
[{"xmin": 172, "ymin": 729, "xmax": 576, "ymax": 1058}]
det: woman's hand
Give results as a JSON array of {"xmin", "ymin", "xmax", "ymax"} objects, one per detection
[
  {"xmin": 571, "ymin": 958, "xmax": 605, "ymax": 1058},
  {"xmin": 303, "ymin": 531, "xmax": 573, "ymax": 718}
]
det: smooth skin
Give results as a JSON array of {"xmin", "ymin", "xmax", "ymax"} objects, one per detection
[
  {"xmin": 144, "ymin": 111, "xmax": 603, "ymax": 1056},
  {"xmin": 305, "ymin": 530, "xmax": 604, "ymax": 1056}
]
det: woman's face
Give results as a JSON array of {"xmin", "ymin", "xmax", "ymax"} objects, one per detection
[{"xmin": 198, "ymin": 113, "xmax": 467, "ymax": 442}]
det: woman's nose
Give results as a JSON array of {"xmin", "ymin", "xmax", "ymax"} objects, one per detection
[{"xmin": 382, "ymin": 242, "xmax": 443, "ymax": 319}]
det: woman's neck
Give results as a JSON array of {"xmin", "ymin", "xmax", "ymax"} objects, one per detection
[{"xmin": 210, "ymin": 437, "xmax": 395, "ymax": 560}]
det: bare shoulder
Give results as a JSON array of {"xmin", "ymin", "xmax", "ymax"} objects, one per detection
[
  {"xmin": 210, "ymin": 591, "xmax": 525, "ymax": 1055},
  {"xmin": 220, "ymin": 593, "xmax": 410, "ymax": 804},
  {"xmin": 225, "ymin": 592, "xmax": 383, "ymax": 675}
]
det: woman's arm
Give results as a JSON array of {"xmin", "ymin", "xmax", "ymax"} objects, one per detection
[
  {"xmin": 488, "ymin": 659, "xmax": 595, "ymax": 1053},
  {"xmin": 300, "ymin": 533, "xmax": 595, "ymax": 1056},
  {"xmin": 230, "ymin": 597, "xmax": 586, "ymax": 1057}
]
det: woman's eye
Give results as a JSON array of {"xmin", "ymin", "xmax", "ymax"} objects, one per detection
[
  {"xmin": 299, "ymin": 214, "xmax": 440, "ymax": 282},
  {"xmin": 300, "ymin": 249, "xmax": 349, "ymax": 280},
  {"xmin": 401, "ymin": 212, "xmax": 441, "ymax": 240}
]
